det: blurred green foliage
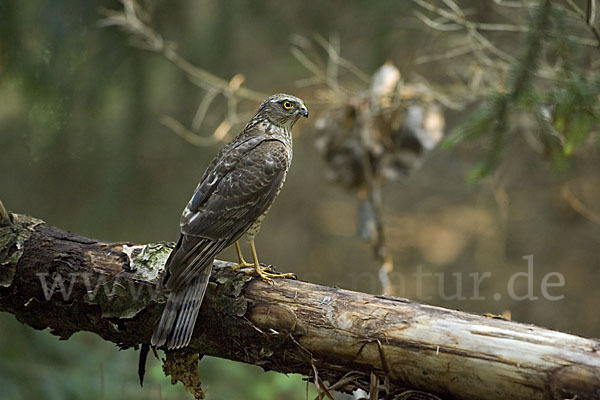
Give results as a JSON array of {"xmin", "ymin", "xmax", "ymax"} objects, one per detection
[
  {"xmin": 0, "ymin": 315, "xmax": 315, "ymax": 399},
  {"xmin": 445, "ymin": 0, "xmax": 600, "ymax": 181}
]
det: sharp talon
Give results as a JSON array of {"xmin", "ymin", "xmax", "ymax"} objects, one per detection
[
  {"xmin": 243, "ymin": 268, "xmax": 259, "ymax": 275},
  {"xmin": 231, "ymin": 261, "xmax": 254, "ymax": 271},
  {"xmin": 258, "ymin": 263, "xmax": 273, "ymax": 272},
  {"xmin": 260, "ymin": 270, "xmax": 296, "ymax": 280},
  {"xmin": 255, "ymin": 269, "xmax": 274, "ymax": 284}
]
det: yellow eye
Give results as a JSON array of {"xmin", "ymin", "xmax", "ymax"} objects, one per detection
[{"xmin": 282, "ymin": 100, "xmax": 293, "ymax": 110}]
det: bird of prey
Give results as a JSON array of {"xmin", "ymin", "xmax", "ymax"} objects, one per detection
[{"xmin": 151, "ymin": 93, "xmax": 308, "ymax": 350}]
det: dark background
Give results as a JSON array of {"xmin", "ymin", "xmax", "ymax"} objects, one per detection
[{"xmin": 1, "ymin": 1, "xmax": 599, "ymax": 399}]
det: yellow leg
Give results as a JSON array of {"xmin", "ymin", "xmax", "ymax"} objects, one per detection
[
  {"xmin": 231, "ymin": 241, "xmax": 253, "ymax": 270},
  {"xmin": 231, "ymin": 240, "xmax": 295, "ymax": 282},
  {"xmin": 246, "ymin": 240, "xmax": 296, "ymax": 283}
]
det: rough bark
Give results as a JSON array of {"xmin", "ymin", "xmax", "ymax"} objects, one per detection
[{"xmin": 0, "ymin": 212, "xmax": 599, "ymax": 400}]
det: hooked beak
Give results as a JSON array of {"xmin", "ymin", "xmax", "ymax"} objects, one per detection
[{"xmin": 299, "ymin": 106, "xmax": 309, "ymax": 118}]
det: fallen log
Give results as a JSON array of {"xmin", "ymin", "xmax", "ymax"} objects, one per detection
[{"xmin": 0, "ymin": 210, "xmax": 599, "ymax": 400}]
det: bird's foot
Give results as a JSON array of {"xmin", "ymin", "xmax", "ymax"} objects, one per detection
[
  {"xmin": 232, "ymin": 261, "xmax": 273, "ymax": 273},
  {"xmin": 245, "ymin": 264, "xmax": 296, "ymax": 283},
  {"xmin": 230, "ymin": 260, "xmax": 255, "ymax": 271}
]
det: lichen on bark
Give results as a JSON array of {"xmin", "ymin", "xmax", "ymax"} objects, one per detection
[
  {"xmin": 0, "ymin": 213, "xmax": 44, "ymax": 287},
  {"xmin": 86, "ymin": 242, "xmax": 176, "ymax": 319}
]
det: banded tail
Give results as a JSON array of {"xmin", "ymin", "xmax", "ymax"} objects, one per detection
[{"xmin": 151, "ymin": 236, "xmax": 226, "ymax": 349}]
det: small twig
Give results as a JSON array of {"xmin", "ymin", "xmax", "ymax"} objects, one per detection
[
  {"xmin": 494, "ymin": 0, "xmax": 537, "ymax": 7},
  {"xmin": 393, "ymin": 390, "xmax": 443, "ymax": 400},
  {"xmin": 99, "ymin": 0, "xmax": 267, "ymax": 147},
  {"xmin": 314, "ymin": 34, "xmax": 342, "ymax": 94},
  {"xmin": 415, "ymin": 8, "xmax": 529, "ymax": 33},
  {"xmin": 378, "ymin": 254, "xmax": 395, "ymax": 296},
  {"xmin": 548, "ymin": 33, "xmax": 599, "ymax": 46},
  {"xmin": 191, "ymin": 89, "xmax": 219, "ymax": 131},
  {"xmin": 441, "ymin": 0, "xmax": 466, "ymax": 16},
  {"xmin": 291, "ymin": 45, "xmax": 324, "ymax": 76},
  {"xmin": 561, "ymin": 183, "xmax": 600, "ymax": 224},
  {"xmin": 415, "ymin": 44, "xmax": 475, "ymax": 64},
  {"xmin": 326, "ymin": 372, "xmax": 364, "ymax": 392},
  {"xmin": 375, "ymin": 339, "xmax": 391, "ymax": 378},
  {"xmin": 588, "ymin": 0, "xmax": 597, "ymax": 26},
  {"xmin": 356, "ymin": 106, "xmax": 395, "ymax": 295},
  {"xmin": 470, "ymin": 28, "xmax": 517, "ymax": 64},
  {"xmin": 413, "ymin": 0, "xmax": 518, "ymax": 69},
  {"xmin": 160, "ymin": 115, "xmax": 225, "ymax": 146},
  {"xmin": 404, "ymin": 78, "xmax": 467, "ymax": 110},
  {"xmin": 311, "ymin": 364, "xmax": 335, "ymax": 400},
  {"xmin": 160, "ymin": 46, "xmax": 265, "ymax": 101},
  {"xmin": 0, "ymin": 200, "xmax": 10, "ymax": 226},
  {"xmin": 414, "ymin": 11, "xmax": 462, "ymax": 31},
  {"xmin": 312, "ymin": 34, "xmax": 371, "ymax": 84},
  {"xmin": 369, "ymin": 372, "xmax": 379, "ymax": 400},
  {"xmin": 289, "ymin": 333, "xmax": 315, "ymax": 362},
  {"xmin": 565, "ymin": 0, "xmax": 600, "ymax": 46}
]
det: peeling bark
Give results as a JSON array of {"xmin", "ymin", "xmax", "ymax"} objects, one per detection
[{"xmin": 1, "ymin": 213, "xmax": 599, "ymax": 400}]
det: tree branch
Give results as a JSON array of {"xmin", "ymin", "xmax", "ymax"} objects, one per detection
[{"xmin": 1, "ymin": 213, "xmax": 599, "ymax": 399}]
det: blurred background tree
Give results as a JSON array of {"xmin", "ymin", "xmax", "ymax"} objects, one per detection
[{"xmin": 0, "ymin": 0, "xmax": 598, "ymax": 399}]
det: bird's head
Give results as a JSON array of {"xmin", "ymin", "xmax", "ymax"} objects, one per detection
[{"xmin": 256, "ymin": 93, "xmax": 308, "ymax": 129}]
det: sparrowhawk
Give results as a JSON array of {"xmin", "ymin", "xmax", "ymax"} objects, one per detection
[{"xmin": 151, "ymin": 93, "xmax": 308, "ymax": 350}]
